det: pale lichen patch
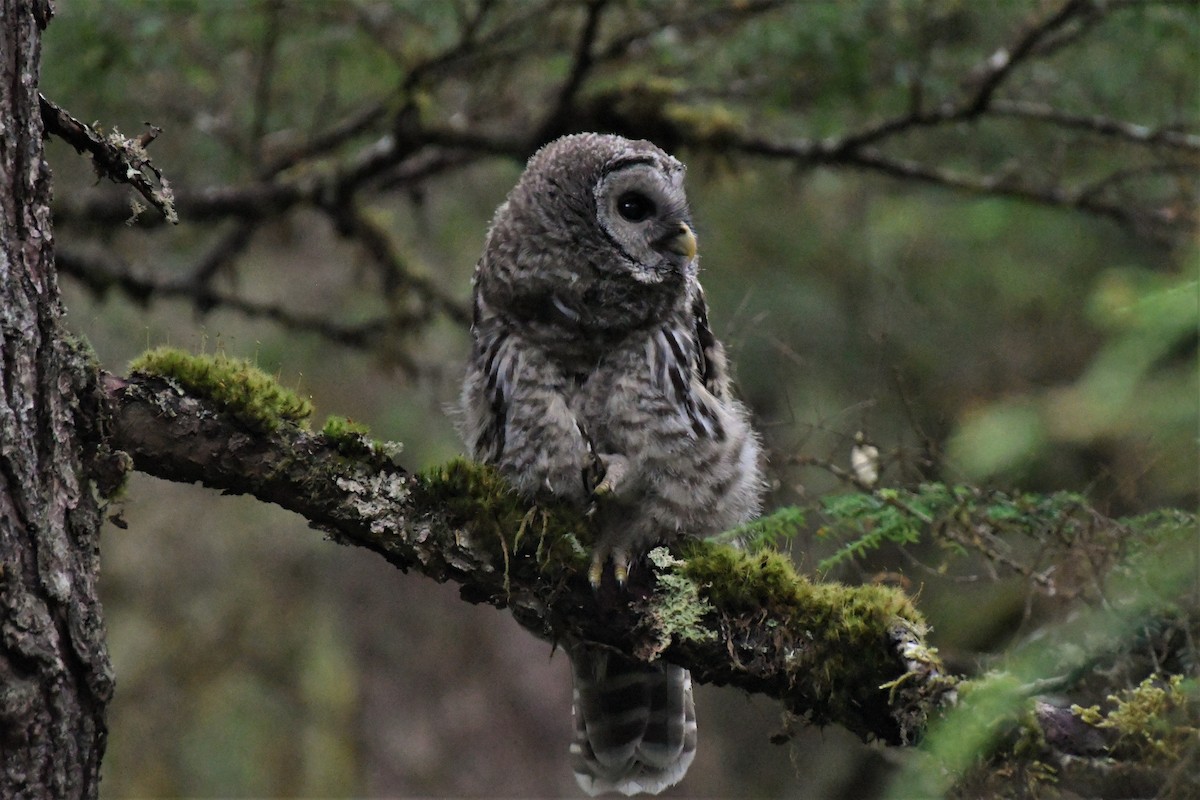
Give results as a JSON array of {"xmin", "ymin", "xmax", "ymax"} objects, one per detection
[{"xmin": 636, "ymin": 547, "xmax": 718, "ymax": 661}]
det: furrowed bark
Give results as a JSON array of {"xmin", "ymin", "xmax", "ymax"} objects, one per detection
[{"xmin": 0, "ymin": 2, "xmax": 113, "ymax": 798}]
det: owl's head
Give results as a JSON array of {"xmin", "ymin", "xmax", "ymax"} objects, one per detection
[{"xmin": 478, "ymin": 134, "xmax": 699, "ymax": 340}]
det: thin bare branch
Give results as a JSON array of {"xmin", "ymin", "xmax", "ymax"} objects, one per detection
[
  {"xmin": 248, "ymin": 0, "xmax": 284, "ymax": 164},
  {"xmin": 320, "ymin": 200, "xmax": 471, "ymax": 326},
  {"xmin": 57, "ymin": 247, "xmax": 395, "ymax": 351},
  {"xmin": 261, "ymin": 101, "xmax": 390, "ymax": 178},
  {"xmin": 832, "ymin": 0, "xmax": 1094, "ymax": 153},
  {"xmin": 184, "ymin": 221, "xmax": 257, "ymax": 291},
  {"xmin": 990, "ymin": 100, "xmax": 1200, "ymax": 152},
  {"xmin": 726, "ymin": 133, "xmax": 1184, "ymax": 241},
  {"xmin": 538, "ymin": 0, "xmax": 609, "ymax": 139},
  {"xmin": 40, "ymin": 93, "xmax": 178, "ymax": 224},
  {"xmin": 593, "ymin": 0, "xmax": 785, "ymax": 64}
]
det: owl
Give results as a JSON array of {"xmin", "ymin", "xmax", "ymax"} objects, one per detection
[{"xmin": 460, "ymin": 133, "xmax": 762, "ymax": 795}]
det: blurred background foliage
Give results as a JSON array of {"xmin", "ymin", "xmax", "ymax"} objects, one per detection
[{"xmin": 40, "ymin": 0, "xmax": 1196, "ymax": 797}]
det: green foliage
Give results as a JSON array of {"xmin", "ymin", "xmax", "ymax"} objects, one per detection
[
  {"xmin": 814, "ymin": 481, "xmax": 1132, "ymax": 574},
  {"xmin": 817, "ymin": 490, "xmax": 926, "ymax": 570},
  {"xmin": 886, "ymin": 515, "xmax": 1198, "ymax": 798},
  {"xmin": 718, "ymin": 505, "xmax": 806, "ymax": 551},
  {"xmin": 1072, "ymin": 674, "xmax": 1199, "ymax": 763},
  {"xmin": 129, "ymin": 346, "xmax": 313, "ymax": 431},
  {"xmin": 949, "ymin": 270, "xmax": 1199, "ymax": 495}
]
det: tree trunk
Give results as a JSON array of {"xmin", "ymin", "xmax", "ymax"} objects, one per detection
[{"xmin": 0, "ymin": 2, "xmax": 113, "ymax": 797}]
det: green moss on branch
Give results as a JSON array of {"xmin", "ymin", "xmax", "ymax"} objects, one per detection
[
  {"xmin": 415, "ymin": 459, "xmax": 591, "ymax": 576},
  {"xmin": 679, "ymin": 537, "xmax": 932, "ymax": 732},
  {"xmin": 129, "ymin": 346, "xmax": 313, "ymax": 431}
]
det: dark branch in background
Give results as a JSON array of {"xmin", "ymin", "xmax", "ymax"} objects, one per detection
[
  {"xmin": 57, "ymin": 248, "xmax": 402, "ymax": 355},
  {"xmin": 319, "ymin": 196, "xmax": 470, "ymax": 327},
  {"xmin": 829, "ymin": 0, "xmax": 1091, "ymax": 152},
  {"xmin": 989, "ymin": 100, "xmax": 1200, "ymax": 152},
  {"xmin": 247, "ymin": 0, "xmax": 283, "ymax": 165},
  {"xmin": 260, "ymin": 101, "xmax": 389, "ymax": 179},
  {"xmin": 39, "ymin": 93, "xmax": 178, "ymax": 223},
  {"xmin": 50, "ymin": 0, "xmax": 1198, "ymax": 357},
  {"xmin": 184, "ymin": 221, "xmax": 256, "ymax": 293},
  {"xmin": 592, "ymin": 0, "xmax": 786, "ymax": 64},
  {"xmin": 537, "ymin": 0, "xmax": 608, "ymax": 140}
]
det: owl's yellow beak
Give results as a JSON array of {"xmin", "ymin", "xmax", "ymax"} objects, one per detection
[{"xmin": 664, "ymin": 222, "xmax": 698, "ymax": 260}]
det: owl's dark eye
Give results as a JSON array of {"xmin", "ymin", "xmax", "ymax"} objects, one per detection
[{"xmin": 616, "ymin": 191, "xmax": 656, "ymax": 222}]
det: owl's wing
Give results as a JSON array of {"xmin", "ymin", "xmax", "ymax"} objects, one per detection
[
  {"xmin": 690, "ymin": 284, "xmax": 732, "ymax": 400},
  {"xmin": 464, "ymin": 292, "xmax": 516, "ymax": 463},
  {"xmin": 646, "ymin": 285, "xmax": 732, "ymax": 442}
]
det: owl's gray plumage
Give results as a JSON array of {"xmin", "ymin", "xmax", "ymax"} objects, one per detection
[{"xmin": 460, "ymin": 133, "xmax": 762, "ymax": 796}]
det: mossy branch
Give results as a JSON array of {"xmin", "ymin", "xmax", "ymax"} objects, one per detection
[
  {"xmin": 98, "ymin": 349, "xmax": 1197, "ymax": 786},
  {"xmin": 96, "ymin": 349, "xmax": 955, "ymax": 746}
]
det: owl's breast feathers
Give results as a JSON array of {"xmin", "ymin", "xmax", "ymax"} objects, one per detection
[{"xmin": 469, "ymin": 280, "xmax": 730, "ymax": 448}]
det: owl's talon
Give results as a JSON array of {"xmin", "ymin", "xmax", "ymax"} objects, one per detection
[
  {"xmin": 612, "ymin": 550, "xmax": 629, "ymax": 586},
  {"xmin": 587, "ymin": 546, "xmax": 631, "ymax": 588},
  {"xmin": 588, "ymin": 553, "xmax": 605, "ymax": 588},
  {"xmin": 593, "ymin": 453, "xmax": 630, "ymax": 497}
]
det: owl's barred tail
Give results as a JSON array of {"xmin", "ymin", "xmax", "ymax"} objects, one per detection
[{"xmin": 569, "ymin": 648, "xmax": 697, "ymax": 796}]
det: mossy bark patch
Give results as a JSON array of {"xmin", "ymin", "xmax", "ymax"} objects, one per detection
[
  {"xmin": 678, "ymin": 538, "xmax": 930, "ymax": 734},
  {"xmin": 129, "ymin": 346, "xmax": 313, "ymax": 431},
  {"xmin": 414, "ymin": 459, "xmax": 591, "ymax": 575}
]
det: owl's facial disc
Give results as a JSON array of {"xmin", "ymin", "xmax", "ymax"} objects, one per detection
[{"xmin": 594, "ymin": 161, "xmax": 694, "ymax": 282}]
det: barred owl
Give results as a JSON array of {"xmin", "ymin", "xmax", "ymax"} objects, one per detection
[{"xmin": 460, "ymin": 133, "xmax": 762, "ymax": 795}]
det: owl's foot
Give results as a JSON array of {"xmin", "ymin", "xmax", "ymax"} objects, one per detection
[
  {"xmin": 588, "ymin": 545, "xmax": 630, "ymax": 588},
  {"xmin": 588, "ymin": 453, "xmax": 632, "ymax": 587},
  {"xmin": 592, "ymin": 453, "xmax": 630, "ymax": 497}
]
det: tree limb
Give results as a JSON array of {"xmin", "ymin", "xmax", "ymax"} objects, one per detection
[
  {"xmin": 39, "ymin": 93, "xmax": 177, "ymax": 224},
  {"xmin": 989, "ymin": 100, "xmax": 1200, "ymax": 152},
  {"xmin": 829, "ymin": 0, "xmax": 1094, "ymax": 152},
  {"xmin": 98, "ymin": 368, "xmax": 955, "ymax": 746},
  {"xmin": 57, "ymin": 248, "xmax": 403, "ymax": 352}
]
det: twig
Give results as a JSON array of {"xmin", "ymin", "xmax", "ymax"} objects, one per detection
[
  {"xmin": 538, "ymin": 0, "xmax": 609, "ymax": 139},
  {"xmin": 184, "ymin": 221, "xmax": 256, "ymax": 290},
  {"xmin": 320, "ymin": 200, "xmax": 471, "ymax": 326},
  {"xmin": 56, "ymin": 247, "xmax": 403, "ymax": 352},
  {"xmin": 990, "ymin": 100, "xmax": 1200, "ymax": 152},
  {"xmin": 829, "ymin": 0, "xmax": 1094, "ymax": 153},
  {"xmin": 261, "ymin": 101, "xmax": 389, "ymax": 178},
  {"xmin": 248, "ymin": 0, "xmax": 283, "ymax": 164},
  {"xmin": 593, "ymin": 0, "xmax": 784, "ymax": 64},
  {"xmin": 39, "ymin": 93, "xmax": 178, "ymax": 224}
]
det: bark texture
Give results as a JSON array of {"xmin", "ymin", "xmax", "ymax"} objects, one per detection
[{"xmin": 0, "ymin": 2, "xmax": 114, "ymax": 797}]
